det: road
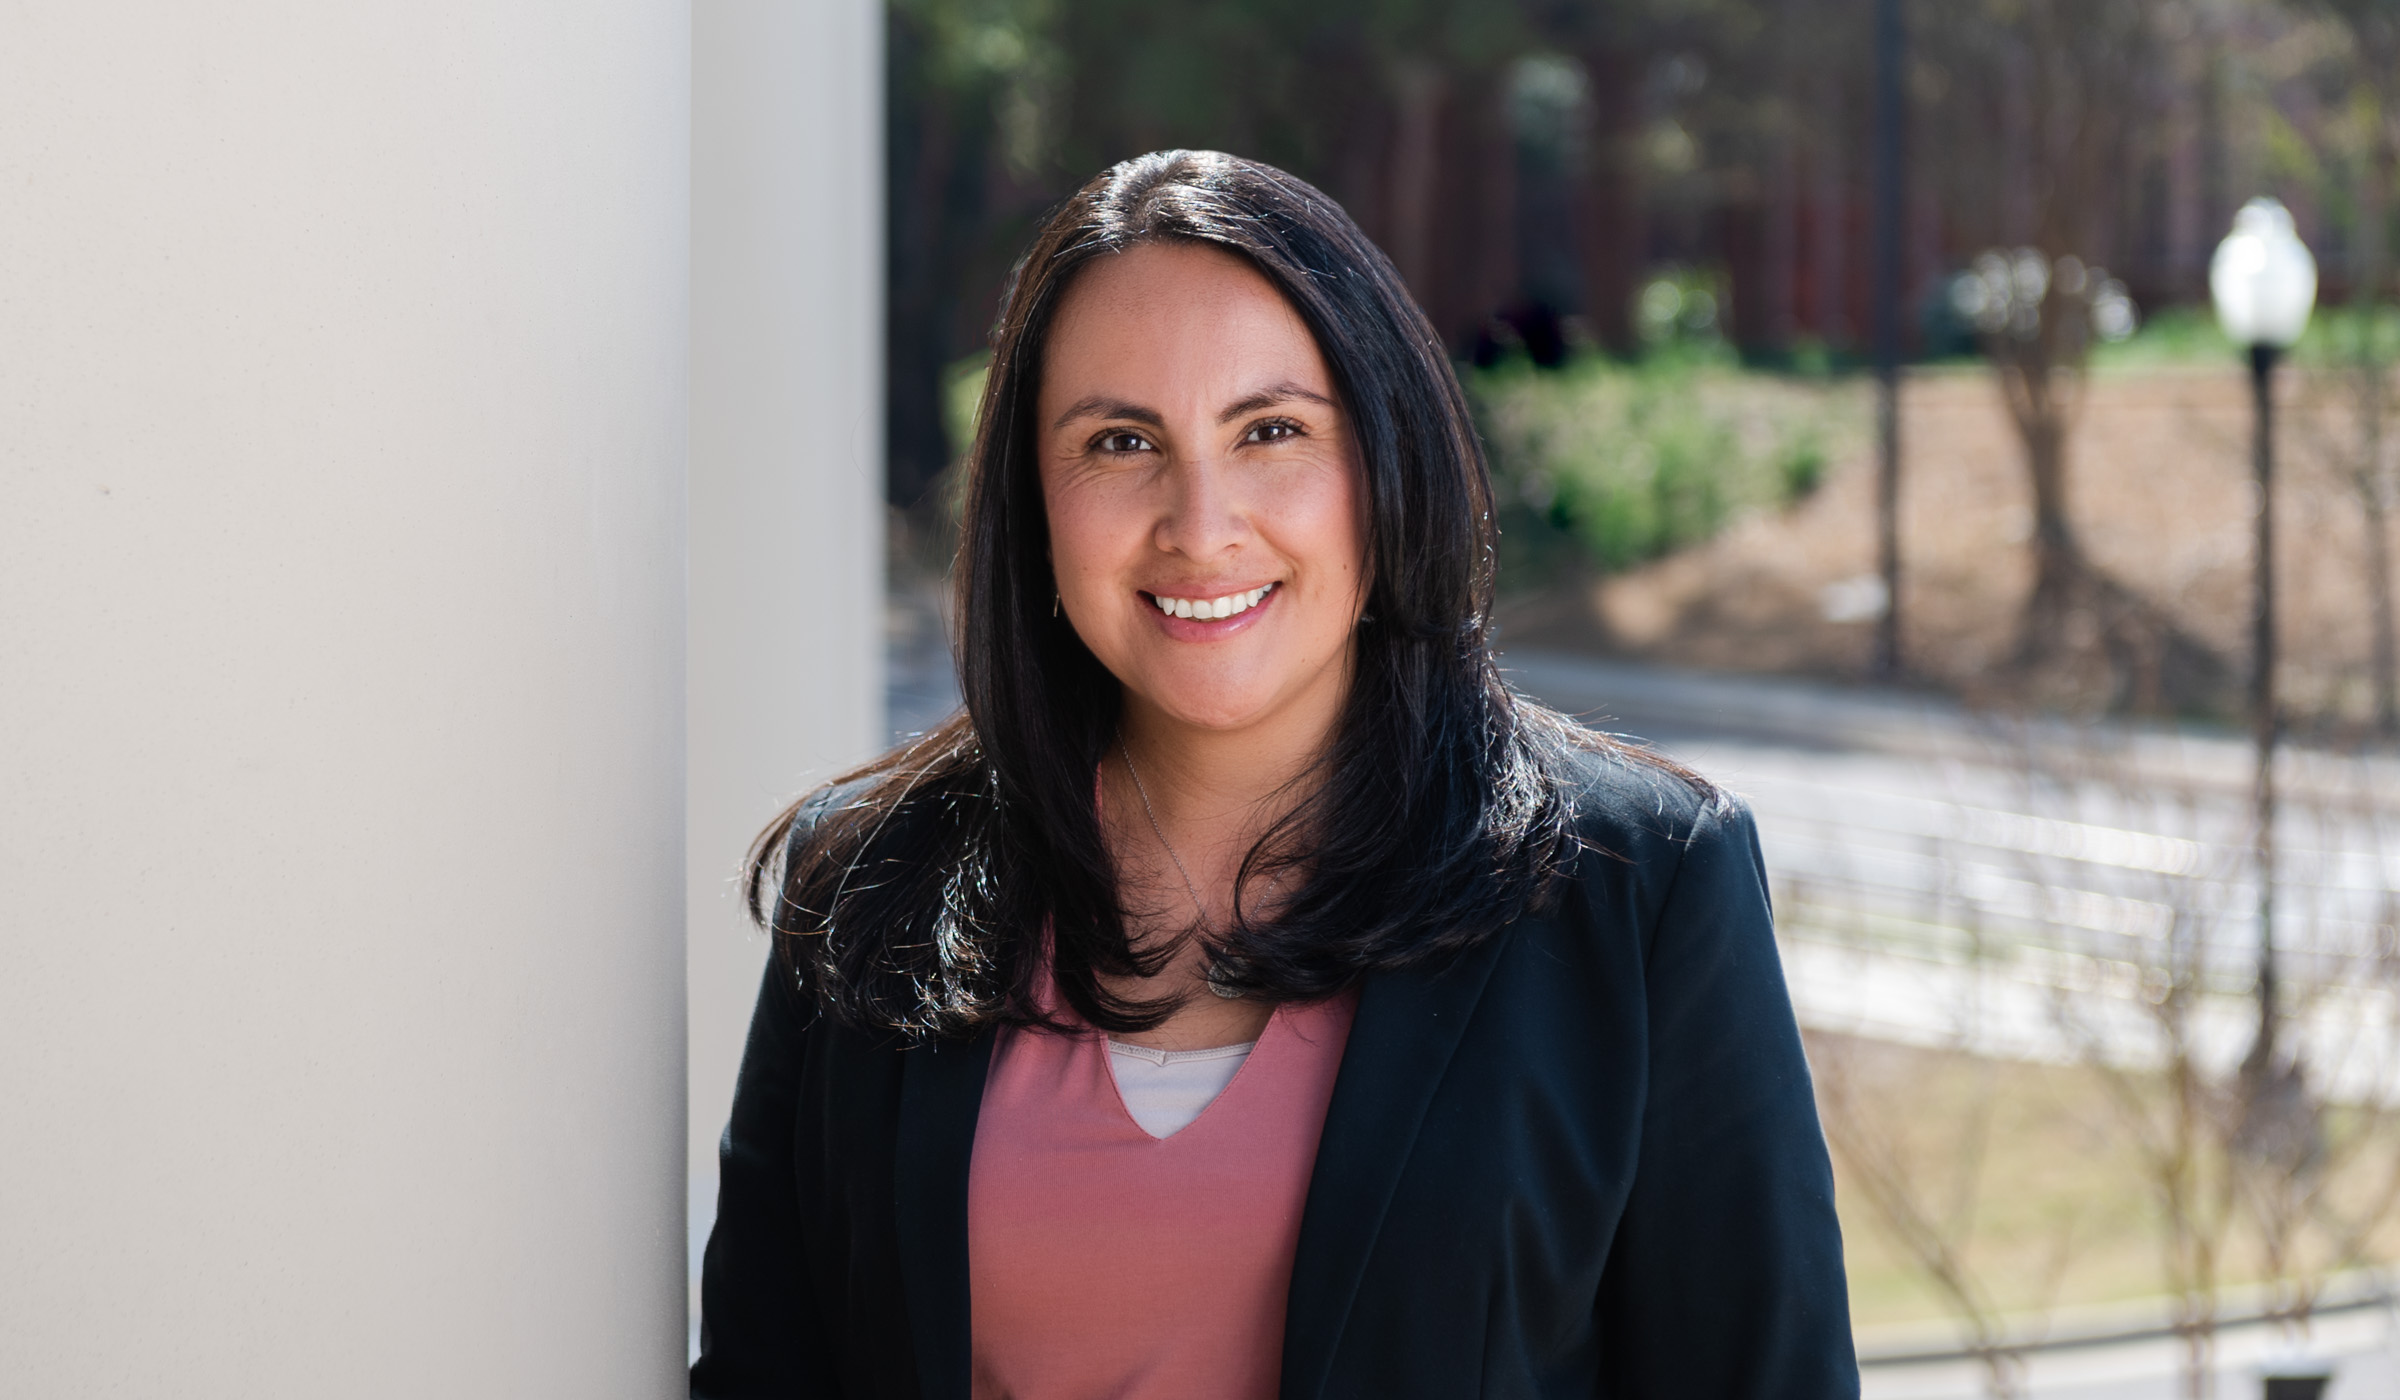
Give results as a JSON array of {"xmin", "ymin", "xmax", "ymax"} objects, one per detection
[{"xmin": 1502, "ymin": 651, "xmax": 2400, "ymax": 1099}]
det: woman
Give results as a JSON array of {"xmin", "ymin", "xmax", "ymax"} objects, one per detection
[{"xmin": 693, "ymin": 150, "xmax": 1855, "ymax": 1399}]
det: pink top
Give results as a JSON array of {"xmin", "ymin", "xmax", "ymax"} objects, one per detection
[{"xmin": 966, "ymin": 986, "xmax": 1357, "ymax": 1400}]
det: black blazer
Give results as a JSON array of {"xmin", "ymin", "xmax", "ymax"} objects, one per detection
[{"xmin": 693, "ymin": 751, "xmax": 1858, "ymax": 1398}]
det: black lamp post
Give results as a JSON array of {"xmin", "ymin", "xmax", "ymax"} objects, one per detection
[{"xmin": 2209, "ymin": 197, "xmax": 2317, "ymax": 1075}]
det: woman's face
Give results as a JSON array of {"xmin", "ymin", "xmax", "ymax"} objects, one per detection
[{"xmin": 1037, "ymin": 242, "xmax": 1368, "ymax": 741}]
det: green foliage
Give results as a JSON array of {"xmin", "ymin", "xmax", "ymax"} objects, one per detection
[
  {"xmin": 1635, "ymin": 266, "xmax": 1731, "ymax": 349},
  {"xmin": 1781, "ymin": 337, "xmax": 1840, "ymax": 377},
  {"xmin": 1470, "ymin": 351, "xmax": 1846, "ymax": 586},
  {"xmin": 2087, "ymin": 304, "xmax": 2400, "ymax": 373},
  {"xmin": 2297, "ymin": 303, "xmax": 2400, "ymax": 370},
  {"xmin": 949, "ymin": 0, "xmax": 1537, "ymax": 185},
  {"xmin": 943, "ymin": 353, "xmax": 991, "ymax": 461},
  {"xmin": 1777, "ymin": 430, "xmax": 1829, "ymax": 500},
  {"xmin": 2086, "ymin": 305, "xmax": 2235, "ymax": 371},
  {"xmin": 890, "ymin": 0, "xmax": 1065, "ymax": 178}
]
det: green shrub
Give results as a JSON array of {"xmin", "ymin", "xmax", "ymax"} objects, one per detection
[{"xmin": 1470, "ymin": 349, "xmax": 1848, "ymax": 588}]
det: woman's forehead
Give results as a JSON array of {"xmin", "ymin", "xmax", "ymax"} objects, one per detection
[{"xmin": 1040, "ymin": 243, "xmax": 1332, "ymax": 408}]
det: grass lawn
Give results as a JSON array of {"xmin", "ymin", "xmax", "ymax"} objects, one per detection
[{"xmin": 1810, "ymin": 1030, "xmax": 2400, "ymax": 1339}]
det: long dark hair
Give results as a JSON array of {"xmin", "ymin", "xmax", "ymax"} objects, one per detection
[{"xmin": 748, "ymin": 150, "xmax": 1699, "ymax": 1039}]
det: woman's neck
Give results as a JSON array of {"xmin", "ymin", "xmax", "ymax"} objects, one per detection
[
  {"xmin": 1112, "ymin": 704, "xmax": 1330, "ymax": 836},
  {"xmin": 1096, "ymin": 690, "xmax": 1341, "ymax": 1050}
]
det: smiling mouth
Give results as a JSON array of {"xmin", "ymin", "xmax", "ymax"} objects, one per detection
[{"xmin": 1147, "ymin": 582, "xmax": 1278, "ymax": 621}]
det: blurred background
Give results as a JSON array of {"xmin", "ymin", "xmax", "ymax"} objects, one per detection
[{"xmin": 880, "ymin": 2, "xmax": 2400, "ymax": 1396}]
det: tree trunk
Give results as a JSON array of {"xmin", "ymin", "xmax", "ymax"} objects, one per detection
[
  {"xmin": 1763, "ymin": 0, "xmax": 1801, "ymax": 352},
  {"xmin": 1577, "ymin": 45, "xmax": 1643, "ymax": 356},
  {"xmin": 2165, "ymin": 82, "xmax": 2204, "ymax": 299},
  {"xmin": 1435, "ymin": 72, "xmax": 1516, "ymax": 350},
  {"xmin": 2000, "ymin": 40, "xmax": 2034, "ymax": 247},
  {"xmin": 1995, "ymin": 342, "xmax": 2229, "ymax": 712},
  {"xmin": 2011, "ymin": 368, "xmax": 2094, "ymax": 663},
  {"xmin": 1809, "ymin": 67, "xmax": 1848, "ymax": 347},
  {"xmin": 1386, "ymin": 60, "xmax": 1444, "ymax": 310},
  {"xmin": 883, "ymin": 36, "xmax": 989, "ymax": 511}
]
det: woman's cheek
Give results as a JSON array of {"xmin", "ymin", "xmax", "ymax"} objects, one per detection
[
  {"xmin": 1043, "ymin": 483, "xmax": 1107, "ymax": 594},
  {"xmin": 1287, "ymin": 460, "xmax": 1368, "ymax": 606}
]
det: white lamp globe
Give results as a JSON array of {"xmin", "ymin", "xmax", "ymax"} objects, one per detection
[{"xmin": 2209, "ymin": 197, "xmax": 2318, "ymax": 351}]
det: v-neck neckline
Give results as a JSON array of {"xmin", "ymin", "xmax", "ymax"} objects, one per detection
[
  {"xmin": 895, "ymin": 922, "xmax": 1516, "ymax": 1400},
  {"xmin": 1099, "ymin": 1012, "xmax": 1280, "ymax": 1141}
]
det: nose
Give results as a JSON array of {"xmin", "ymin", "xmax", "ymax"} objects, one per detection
[{"xmin": 1152, "ymin": 453, "xmax": 1249, "ymax": 562}]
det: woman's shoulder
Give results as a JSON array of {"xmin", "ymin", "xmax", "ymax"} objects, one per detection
[
  {"xmin": 1547, "ymin": 735, "xmax": 1747, "ymax": 864},
  {"xmin": 779, "ymin": 765, "xmax": 946, "ymax": 866},
  {"xmin": 789, "ymin": 772, "xmax": 883, "ymax": 838},
  {"xmin": 1515, "ymin": 738, "xmax": 1774, "ymax": 981}
]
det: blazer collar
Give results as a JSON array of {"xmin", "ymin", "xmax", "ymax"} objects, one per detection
[
  {"xmin": 894, "ymin": 1028, "xmax": 994, "ymax": 1400},
  {"xmin": 1280, "ymin": 923, "xmax": 1515, "ymax": 1400},
  {"xmin": 888, "ymin": 925, "xmax": 1512, "ymax": 1400}
]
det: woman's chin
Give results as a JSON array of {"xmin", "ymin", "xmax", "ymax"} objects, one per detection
[
  {"xmin": 1154, "ymin": 703, "xmax": 1276, "ymax": 734},
  {"xmin": 1126, "ymin": 678, "xmax": 1306, "ymax": 737},
  {"xmin": 1112, "ymin": 640, "xmax": 1354, "ymax": 739}
]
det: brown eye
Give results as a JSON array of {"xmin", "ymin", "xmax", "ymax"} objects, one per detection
[
  {"xmin": 1245, "ymin": 419, "xmax": 1301, "ymax": 444},
  {"xmin": 1097, "ymin": 430, "xmax": 1153, "ymax": 454}
]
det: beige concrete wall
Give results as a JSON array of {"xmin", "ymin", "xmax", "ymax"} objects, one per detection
[
  {"xmin": 688, "ymin": 0, "xmax": 886, "ymax": 1302},
  {"xmin": 0, "ymin": 3, "xmax": 690, "ymax": 1394}
]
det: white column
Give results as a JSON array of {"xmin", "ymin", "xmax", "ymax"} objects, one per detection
[
  {"xmin": 0, "ymin": 5, "xmax": 689, "ymax": 1396},
  {"xmin": 688, "ymin": 0, "xmax": 886, "ymax": 1308}
]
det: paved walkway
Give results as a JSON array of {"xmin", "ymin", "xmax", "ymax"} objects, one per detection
[
  {"xmin": 1503, "ymin": 651, "xmax": 2400, "ymax": 1100},
  {"xmin": 1855, "ymin": 1297, "xmax": 2400, "ymax": 1400}
]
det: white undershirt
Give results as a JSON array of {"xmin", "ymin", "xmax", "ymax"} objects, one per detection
[{"xmin": 1104, "ymin": 1039, "xmax": 1256, "ymax": 1138}]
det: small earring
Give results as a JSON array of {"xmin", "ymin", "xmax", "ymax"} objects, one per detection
[{"xmin": 1052, "ymin": 590, "xmax": 1061, "ymax": 618}]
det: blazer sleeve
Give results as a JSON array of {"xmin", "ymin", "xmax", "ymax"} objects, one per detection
[
  {"xmin": 690, "ymin": 948, "xmax": 838, "ymax": 1399},
  {"xmin": 1594, "ymin": 797, "xmax": 1858, "ymax": 1398}
]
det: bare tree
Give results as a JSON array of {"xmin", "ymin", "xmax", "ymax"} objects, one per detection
[
  {"xmin": 2294, "ymin": 349, "xmax": 2400, "ymax": 740},
  {"xmin": 2234, "ymin": 754, "xmax": 2400, "ymax": 1335},
  {"xmin": 1988, "ymin": 724, "xmax": 2400, "ymax": 1395},
  {"xmin": 2297, "ymin": 0, "xmax": 2400, "ymax": 736},
  {"xmin": 1919, "ymin": 0, "xmax": 2231, "ymax": 714},
  {"xmin": 1799, "ymin": 857, "xmax": 2080, "ymax": 1400},
  {"xmin": 1951, "ymin": 246, "xmax": 2226, "ymax": 713},
  {"xmin": 1812, "ymin": 1025, "xmax": 2046, "ymax": 1400},
  {"xmin": 1961, "ymin": 721, "xmax": 2252, "ymax": 1395}
]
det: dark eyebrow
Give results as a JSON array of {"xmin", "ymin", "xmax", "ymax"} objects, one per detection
[
  {"xmin": 1217, "ymin": 381, "xmax": 1337, "ymax": 424},
  {"xmin": 1050, "ymin": 396, "xmax": 1165, "ymax": 431}
]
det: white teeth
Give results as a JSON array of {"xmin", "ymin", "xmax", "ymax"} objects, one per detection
[{"xmin": 1154, "ymin": 583, "xmax": 1275, "ymax": 620}]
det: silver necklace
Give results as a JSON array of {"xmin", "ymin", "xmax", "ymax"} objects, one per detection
[{"xmin": 1116, "ymin": 737, "xmax": 1247, "ymax": 1000}]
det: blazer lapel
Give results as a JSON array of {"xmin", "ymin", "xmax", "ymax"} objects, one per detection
[
  {"xmin": 1280, "ymin": 923, "xmax": 1517, "ymax": 1400},
  {"xmin": 894, "ymin": 1028, "xmax": 995, "ymax": 1400}
]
